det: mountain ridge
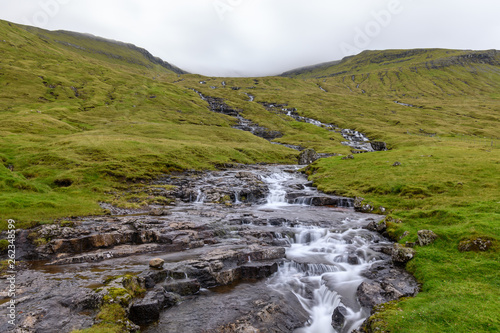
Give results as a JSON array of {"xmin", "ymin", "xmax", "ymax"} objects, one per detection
[
  {"xmin": 7, "ymin": 20, "xmax": 188, "ymax": 74},
  {"xmin": 281, "ymin": 48, "xmax": 500, "ymax": 78}
]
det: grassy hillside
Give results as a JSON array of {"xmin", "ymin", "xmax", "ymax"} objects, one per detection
[
  {"xmin": 0, "ymin": 19, "xmax": 499, "ymax": 332},
  {"xmin": 0, "ymin": 20, "xmax": 299, "ymax": 227}
]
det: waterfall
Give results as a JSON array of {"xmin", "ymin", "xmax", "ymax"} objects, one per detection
[
  {"xmin": 194, "ymin": 189, "xmax": 206, "ymax": 204},
  {"xmin": 260, "ymin": 171, "xmax": 293, "ymax": 208},
  {"xmin": 270, "ymin": 224, "xmax": 380, "ymax": 333}
]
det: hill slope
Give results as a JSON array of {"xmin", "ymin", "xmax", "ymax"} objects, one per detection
[{"xmin": 281, "ymin": 48, "xmax": 500, "ymax": 78}]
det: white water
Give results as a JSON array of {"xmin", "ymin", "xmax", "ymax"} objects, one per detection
[
  {"xmin": 259, "ymin": 169, "xmax": 382, "ymax": 333},
  {"xmin": 259, "ymin": 171, "xmax": 294, "ymax": 208},
  {"xmin": 194, "ymin": 188, "xmax": 206, "ymax": 204},
  {"xmin": 270, "ymin": 226, "xmax": 377, "ymax": 333}
]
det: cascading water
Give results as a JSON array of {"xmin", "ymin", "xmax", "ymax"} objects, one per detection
[
  {"xmin": 259, "ymin": 167, "xmax": 389, "ymax": 333},
  {"xmin": 260, "ymin": 171, "xmax": 294, "ymax": 208},
  {"xmin": 13, "ymin": 164, "xmax": 415, "ymax": 333},
  {"xmin": 270, "ymin": 226, "xmax": 381, "ymax": 333}
]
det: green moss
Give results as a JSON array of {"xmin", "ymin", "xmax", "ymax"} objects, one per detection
[
  {"xmin": 71, "ymin": 304, "xmax": 131, "ymax": 333},
  {"xmin": 33, "ymin": 238, "xmax": 48, "ymax": 247},
  {"xmin": 0, "ymin": 240, "xmax": 8, "ymax": 253},
  {"xmin": 60, "ymin": 220, "xmax": 75, "ymax": 228}
]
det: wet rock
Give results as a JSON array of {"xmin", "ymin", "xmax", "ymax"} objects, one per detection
[
  {"xmin": 139, "ymin": 270, "xmax": 172, "ymax": 289},
  {"xmin": 310, "ymin": 196, "xmax": 338, "ymax": 206},
  {"xmin": 331, "ymin": 305, "xmax": 348, "ymax": 331},
  {"xmin": 392, "ymin": 243, "xmax": 415, "ymax": 265},
  {"xmin": 365, "ymin": 219, "xmax": 386, "ymax": 233},
  {"xmin": 149, "ymin": 208, "xmax": 170, "ymax": 216},
  {"xmin": 357, "ymin": 282, "xmax": 388, "ymax": 308},
  {"xmin": 250, "ymin": 128, "xmax": 283, "ymax": 140},
  {"xmin": 149, "ymin": 258, "xmax": 165, "ymax": 269},
  {"xmin": 240, "ymin": 262, "xmax": 278, "ymax": 279},
  {"xmin": 129, "ymin": 290, "xmax": 162, "ymax": 324},
  {"xmin": 359, "ymin": 262, "xmax": 419, "ymax": 308},
  {"xmin": 354, "ymin": 197, "xmax": 374, "ymax": 213},
  {"xmin": 356, "ymin": 281, "xmax": 406, "ymax": 309},
  {"xmin": 163, "ymin": 279, "xmax": 201, "ymax": 296},
  {"xmin": 347, "ymin": 255, "xmax": 360, "ymax": 265},
  {"xmin": 417, "ymin": 229, "xmax": 438, "ymax": 246}
]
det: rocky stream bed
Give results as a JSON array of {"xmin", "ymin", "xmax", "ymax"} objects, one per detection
[{"xmin": 0, "ymin": 165, "xmax": 418, "ymax": 333}]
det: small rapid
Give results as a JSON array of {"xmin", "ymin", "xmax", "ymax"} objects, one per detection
[
  {"xmin": 258, "ymin": 167, "xmax": 388, "ymax": 333},
  {"xmin": 269, "ymin": 225, "xmax": 381, "ymax": 333}
]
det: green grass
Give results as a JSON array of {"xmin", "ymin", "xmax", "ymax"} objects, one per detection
[{"xmin": 1, "ymin": 18, "xmax": 499, "ymax": 333}]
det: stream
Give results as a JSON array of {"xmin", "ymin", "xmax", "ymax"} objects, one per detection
[{"xmin": 1, "ymin": 165, "xmax": 417, "ymax": 333}]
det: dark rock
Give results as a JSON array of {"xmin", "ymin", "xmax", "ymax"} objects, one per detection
[
  {"xmin": 310, "ymin": 196, "xmax": 338, "ymax": 206},
  {"xmin": 417, "ymin": 229, "xmax": 438, "ymax": 246},
  {"xmin": 370, "ymin": 141, "xmax": 387, "ymax": 151},
  {"xmin": 357, "ymin": 282, "xmax": 387, "ymax": 308},
  {"xmin": 365, "ymin": 219, "xmax": 386, "ymax": 233},
  {"xmin": 347, "ymin": 255, "xmax": 360, "ymax": 265},
  {"xmin": 298, "ymin": 148, "xmax": 320, "ymax": 165},
  {"xmin": 360, "ymin": 262, "xmax": 419, "ymax": 308},
  {"xmin": 163, "ymin": 279, "xmax": 201, "ymax": 296},
  {"xmin": 392, "ymin": 243, "xmax": 415, "ymax": 265},
  {"xmin": 354, "ymin": 197, "xmax": 374, "ymax": 213},
  {"xmin": 393, "ymin": 161, "xmax": 402, "ymax": 167},
  {"xmin": 331, "ymin": 305, "xmax": 348, "ymax": 331},
  {"xmin": 138, "ymin": 270, "xmax": 171, "ymax": 289},
  {"xmin": 240, "ymin": 262, "xmax": 278, "ymax": 279},
  {"xmin": 129, "ymin": 291, "xmax": 162, "ymax": 324},
  {"xmin": 250, "ymin": 127, "xmax": 283, "ymax": 140}
]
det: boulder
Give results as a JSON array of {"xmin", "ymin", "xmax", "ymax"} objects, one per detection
[
  {"xmin": 361, "ymin": 262, "xmax": 419, "ymax": 299},
  {"xmin": 149, "ymin": 258, "xmax": 165, "ymax": 269},
  {"xmin": 298, "ymin": 148, "xmax": 320, "ymax": 165},
  {"xmin": 417, "ymin": 230, "xmax": 438, "ymax": 246},
  {"xmin": 391, "ymin": 243, "xmax": 415, "ymax": 265},
  {"xmin": 365, "ymin": 219, "xmax": 387, "ymax": 233},
  {"xmin": 356, "ymin": 281, "xmax": 407, "ymax": 309},
  {"xmin": 331, "ymin": 305, "xmax": 348, "ymax": 331}
]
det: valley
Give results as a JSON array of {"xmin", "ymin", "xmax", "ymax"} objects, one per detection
[{"xmin": 0, "ymin": 19, "xmax": 498, "ymax": 332}]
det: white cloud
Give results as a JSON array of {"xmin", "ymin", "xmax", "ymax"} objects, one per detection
[{"xmin": 0, "ymin": 0, "xmax": 499, "ymax": 76}]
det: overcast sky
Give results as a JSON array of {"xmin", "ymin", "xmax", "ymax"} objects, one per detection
[{"xmin": 1, "ymin": 0, "xmax": 499, "ymax": 77}]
